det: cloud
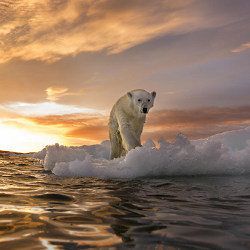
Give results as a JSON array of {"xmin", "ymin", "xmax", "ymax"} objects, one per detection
[
  {"xmin": 3, "ymin": 104, "xmax": 248, "ymax": 149},
  {"xmin": 0, "ymin": 102, "xmax": 100, "ymax": 117},
  {"xmin": 45, "ymin": 86, "xmax": 82, "ymax": 101},
  {"xmin": 0, "ymin": 0, "xmax": 247, "ymax": 63},
  {"xmin": 46, "ymin": 86, "xmax": 69, "ymax": 101},
  {"xmin": 232, "ymin": 42, "xmax": 250, "ymax": 53},
  {"xmin": 25, "ymin": 105, "xmax": 250, "ymax": 144},
  {"xmin": 143, "ymin": 106, "xmax": 250, "ymax": 141},
  {"xmin": 65, "ymin": 124, "xmax": 108, "ymax": 142},
  {"xmin": 28, "ymin": 113, "xmax": 109, "ymax": 142},
  {"xmin": 147, "ymin": 106, "xmax": 250, "ymax": 127}
]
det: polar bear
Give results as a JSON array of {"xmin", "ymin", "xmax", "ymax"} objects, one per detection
[{"xmin": 109, "ymin": 89, "xmax": 156, "ymax": 159}]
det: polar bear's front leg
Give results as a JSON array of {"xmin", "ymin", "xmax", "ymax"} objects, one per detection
[{"xmin": 120, "ymin": 125, "xmax": 141, "ymax": 152}]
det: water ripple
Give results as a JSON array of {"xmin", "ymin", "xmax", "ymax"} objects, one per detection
[{"xmin": 0, "ymin": 155, "xmax": 249, "ymax": 249}]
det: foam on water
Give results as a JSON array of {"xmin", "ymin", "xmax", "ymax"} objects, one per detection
[{"xmin": 33, "ymin": 127, "xmax": 250, "ymax": 178}]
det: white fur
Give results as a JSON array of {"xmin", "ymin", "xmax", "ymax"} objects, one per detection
[{"xmin": 109, "ymin": 89, "xmax": 156, "ymax": 159}]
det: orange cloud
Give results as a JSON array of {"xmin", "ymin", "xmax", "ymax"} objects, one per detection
[
  {"xmin": 143, "ymin": 106, "xmax": 250, "ymax": 142},
  {"xmin": 1, "ymin": 103, "xmax": 249, "ymax": 152},
  {"xmin": 25, "ymin": 106, "xmax": 250, "ymax": 145},
  {"xmin": 46, "ymin": 86, "xmax": 69, "ymax": 101},
  {"xmin": 0, "ymin": 0, "xmax": 240, "ymax": 63},
  {"xmin": 232, "ymin": 42, "xmax": 250, "ymax": 53},
  {"xmin": 27, "ymin": 113, "xmax": 109, "ymax": 143},
  {"xmin": 65, "ymin": 125, "xmax": 108, "ymax": 142},
  {"xmin": 45, "ymin": 86, "xmax": 82, "ymax": 101},
  {"xmin": 147, "ymin": 106, "xmax": 250, "ymax": 127}
]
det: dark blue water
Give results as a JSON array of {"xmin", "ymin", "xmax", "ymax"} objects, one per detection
[{"xmin": 0, "ymin": 155, "xmax": 250, "ymax": 249}]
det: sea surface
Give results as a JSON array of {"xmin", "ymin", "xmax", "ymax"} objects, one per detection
[{"xmin": 0, "ymin": 155, "xmax": 250, "ymax": 249}]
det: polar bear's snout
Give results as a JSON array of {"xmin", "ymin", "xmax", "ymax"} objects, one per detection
[
  {"xmin": 140, "ymin": 100, "xmax": 151, "ymax": 114},
  {"xmin": 142, "ymin": 107, "xmax": 148, "ymax": 114}
]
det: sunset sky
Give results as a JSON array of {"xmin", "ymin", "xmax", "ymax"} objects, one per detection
[{"xmin": 0, "ymin": 0, "xmax": 250, "ymax": 152}]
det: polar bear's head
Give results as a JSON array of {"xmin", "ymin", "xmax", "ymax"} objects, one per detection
[{"xmin": 127, "ymin": 89, "xmax": 156, "ymax": 115}]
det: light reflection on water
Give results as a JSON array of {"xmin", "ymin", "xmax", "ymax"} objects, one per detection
[{"xmin": 0, "ymin": 155, "xmax": 250, "ymax": 249}]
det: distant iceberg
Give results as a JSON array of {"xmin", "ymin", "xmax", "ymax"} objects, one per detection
[{"xmin": 33, "ymin": 127, "xmax": 250, "ymax": 178}]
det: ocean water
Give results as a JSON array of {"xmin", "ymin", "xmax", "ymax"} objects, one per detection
[
  {"xmin": 0, "ymin": 155, "xmax": 250, "ymax": 249},
  {"xmin": 1, "ymin": 127, "xmax": 250, "ymax": 249}
]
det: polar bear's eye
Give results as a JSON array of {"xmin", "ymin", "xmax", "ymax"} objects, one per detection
[{"xmin": 138, "ymin": 99, "xmax": 141, "ymax": 102}]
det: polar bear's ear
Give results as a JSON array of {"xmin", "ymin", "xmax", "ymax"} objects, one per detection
[
  {"xmin": 127, "ymin": 92, "xmax": 133, "ymax": 99},
  {"xmin": 151, "ymin": 91, "xmax": 156, "ymax": 99}
]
